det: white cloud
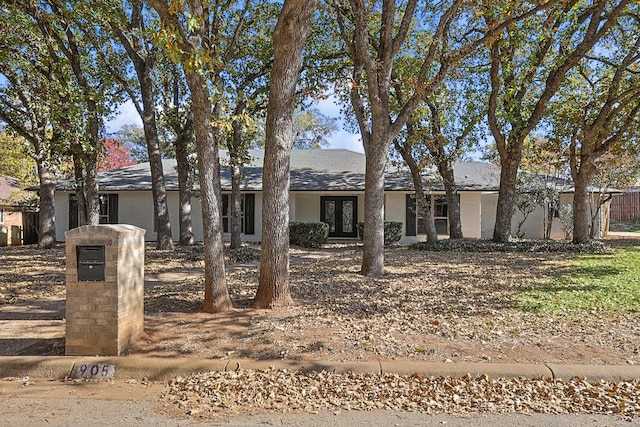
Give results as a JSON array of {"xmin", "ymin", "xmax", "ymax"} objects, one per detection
[
  {"xmin": 325, "ymin": 130, "xmax": 363, "ymax": 153},
  {"xmin": 314, "ymin": 95, "xmax": 343, "ymax": 117},
  {"xmin": 313, "ymin": 95, "xmax": 363, "ymax": 153},
  {"xmin": 106, "ymin": 100, "xmax": 142, "ymax": 133}
]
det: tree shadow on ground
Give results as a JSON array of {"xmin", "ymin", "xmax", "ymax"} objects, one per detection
[
  {"xmin": 0, "ymin": 299, "xmax": 65, "ymax": 320},
  {"xmin": 12, "ymin": 337, "xmax": 65, "ymax": 356},
  {"xmin": 285, "ymin": 248, "xmax": 583, "ymax": 319}
]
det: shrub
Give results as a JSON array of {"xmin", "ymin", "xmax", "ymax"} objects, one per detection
[
  {"xmin": 357, "ymin": 221, "xmax": 403, "ymax": 246},
  {"xmin": 409, "ymin": 238, "xmax": 608, "ymax": 254},
  {"xmin": 289, "ymin": 222, "xmax": 329, "ymax": 248}
]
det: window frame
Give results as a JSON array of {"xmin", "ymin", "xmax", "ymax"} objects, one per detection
[
  {"xmin": 221, "ymin": 193, "xmax": 255, "ymax": 235},
  {"xmin": 68, "ymin": 194, "xmax": 118, "ymax": 229},
  {"xmin": 406, "ymin": 193, "xmax": 451, "ymax": 236}
]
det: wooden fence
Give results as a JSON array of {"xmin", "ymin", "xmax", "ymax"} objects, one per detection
[{"xmin": 610, "ymin": 192, "xmax": 640, "ymax": 222}]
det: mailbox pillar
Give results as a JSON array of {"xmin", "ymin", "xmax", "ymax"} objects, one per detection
[{"xmin": 64, "ymin": 224, "xmax": 145, "ymax": 356}]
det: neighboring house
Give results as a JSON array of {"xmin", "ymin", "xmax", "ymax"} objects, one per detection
[
  {"xmin": 0, "ymin": 175, "xmax": 25, "ymax": 246},
  {"xmin": 52, "ymin": 149, "xmax": 609, "ymax": 243}
]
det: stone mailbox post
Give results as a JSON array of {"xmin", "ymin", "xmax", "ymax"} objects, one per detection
[{"xmin": 64, "ymin": 224, "xmax": 145, "ymax": 356}]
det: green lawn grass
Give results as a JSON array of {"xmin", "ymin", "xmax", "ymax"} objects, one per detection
[{"xmin": 516, "ymin": 246, "xmax": 640, "ymax": 314}]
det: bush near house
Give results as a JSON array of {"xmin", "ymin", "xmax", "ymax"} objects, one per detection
[
  {"xmin": 289, "ymin": 222, "xmax": 329, "ymax": 248},
  {"xmin": 357, "ymin": 221, "xmax": 403, "ymax": 246},
  {"xmin": 410, "ymin": 238, "xmax": 608, "ymax": 253}
]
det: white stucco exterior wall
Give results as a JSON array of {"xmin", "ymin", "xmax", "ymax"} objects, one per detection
[
  {"xmin": 383, "ymin": 192, "xmax": 407, "ymax": 241},
  {"xmin": 54, "ymin": 192, "xmax": 69, "ymax": 242},
  {"xmin": 480, "ymin": 193, "xmax": 498, "ymax": 238},
  {"xmin": 460, "ymin": 192, "xmax": 482, "ymax": 238},
  {"xmin": 55, "ymin": 188, "xmax": 602, "ymax": 243},
  {"xmin": 291, "ymin": 193, "xmax": 320, "ymax": 222}
]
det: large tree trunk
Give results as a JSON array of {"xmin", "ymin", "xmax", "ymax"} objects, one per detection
[
  {"xmin": 139, "ymin": 63, "xmax": 174, "ymax": 249},
  {"xmin": 572, "ymin": 157, "xmax": 596, "ymax": 244},
  {"xmin": 493, "ymin": 155, "xmax": 520, "ymax": 242},
  {"xmin": 185, "ymin": 73, "xmax": 232, "ymax": 313},
  {"xmin": 361, "ymin": 135, "xmax": 390, "ymax": 277},
  {"xmin": 437, "ymin": 160, "xmax": 463, "ymax": 239},
  {"xmin": 254, "ymin": 0, "xmax": 313, "ymax": 308},
  {"xmin": 73, "ymin": 152, "xmax": 100, "ymax": 226},
  {"xmin": 37, "ymin": 161, "xmax": 56, "ymax": 248},
  {"xmin": 175, "ymin": 129, "xmax": 194, "ymax": 246}
]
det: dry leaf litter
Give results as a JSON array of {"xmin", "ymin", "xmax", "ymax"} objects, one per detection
[
  {"xmin": 3, "ymin": 241, "xmax": 640, "ymax": 421},
  {"xmin": 162, "ymin": 368, "xmax": 640, "ymax": 420}
]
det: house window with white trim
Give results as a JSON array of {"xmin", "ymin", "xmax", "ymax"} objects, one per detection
[
  {"xmin": 406, "ymin": 194, "xmax": 451, "ymax": 236},
  {"xmin": 0, "ymin": 208, "xmax": 5, "ymax": 224}
]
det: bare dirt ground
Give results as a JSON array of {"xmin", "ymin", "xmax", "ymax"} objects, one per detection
[{"xmin": 1, "ymin": 235, "xmax": 639, "ymax": 366}]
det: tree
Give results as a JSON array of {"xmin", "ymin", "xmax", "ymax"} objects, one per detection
[
  {"xmin": 292, "ymin": 108, "xmax": 338, "ymax": 149},
  {"xmin": 485, "ymin": 135, "xmax": 570, "ymax": 239},
  {"xmin": 391, "ymin": 64, "xmax": 488, "ymax": 243},
  {"xmin": 513, "ymin": 173, "xmax": 557, "ymax": 238},
  {"xmin": 546, "ymin": 19, "xmax": 640, "ymax": 242},
  {"xmin": 220, "ymin": 1, "xmax": 278, "ymax": 250},
  {"xmin": 113, "ymin": 124, "xmax": 150, "ymax": 162},
  {"xmin": 98, "ymin": 138, "xmax": 137, "ymax": 171},
  {"xmin": 332, "ymin": 0, "xmax": 456, "ymax": 276},
  {"xmin": 392, "ymin": 122, "xmax": 439, "ymax": 245},
  {"xmin": 148, "ymin": 0, "xmax": 242, "ymax": 313},
  {"xmin": 0, "ymin": 8, "xmax": 67, "ymax": 249},
  {"xmin": 253, "ymin": 0, "xmax": 315, "ymax": 308},
  {"xmin": 483, "ymin": 0, "xmax": 630, "ymax": 242},
  {"xmin": 330, "ymin": 0, "xmax": 543, "ymax": 276},
  {"xmin": 15, "ymin": 0, "xmax": 124, "ymax": 227},
  {"xmin": 101, "ymin": 0, "xmax": 175, "ymax": 249},
  {"xmin": 156, "ymin": 60, "xmax": 196, "ymax": 246},
  {"xmin": 221, "ymin": 4, "xmax": 339, "ymax": 250},
  {"xmin": 0, "ymin": 133, "xmax": 37, "ymax": 184}
]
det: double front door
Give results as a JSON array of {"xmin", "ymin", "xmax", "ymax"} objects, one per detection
[{"xmin": 321, "ymin": 196, "xmax": 358, "ymax": 238}]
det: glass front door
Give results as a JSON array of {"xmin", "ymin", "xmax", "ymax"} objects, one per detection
[{"xmin": 321, "ymin": 196, "xmax": 358, "ymax": 238}]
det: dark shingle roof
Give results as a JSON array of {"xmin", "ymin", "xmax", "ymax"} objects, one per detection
[{"xmin": 55, "ymin": 149, "xmax": 502, "ymax": 192}]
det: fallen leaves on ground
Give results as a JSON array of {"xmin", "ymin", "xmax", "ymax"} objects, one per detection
[
  {"xmin": 162, "ymin": 368, "xmax": 640, "ymax": 420},
  {"xmin": 140, "ymin": 244, "xmax": 640, "ymax": 366}
]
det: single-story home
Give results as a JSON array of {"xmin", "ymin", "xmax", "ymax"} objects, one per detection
[{"xmin": 52, "ymin": 149, "xmax": 608, "ymax": 243}]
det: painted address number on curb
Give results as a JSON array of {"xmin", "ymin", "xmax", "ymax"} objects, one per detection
[{"xmin": 73, "ymin": 363, "xmax": 115, "ymax": 379}]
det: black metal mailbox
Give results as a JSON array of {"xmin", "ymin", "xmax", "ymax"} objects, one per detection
[{"xmin": 77, "ymin": 245, "xmax": 105, "ymax": 281}]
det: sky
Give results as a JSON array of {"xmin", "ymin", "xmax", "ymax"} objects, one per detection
[{"xmin": 107, "ymin": 96, "xmax": 365, "ymax": 153}]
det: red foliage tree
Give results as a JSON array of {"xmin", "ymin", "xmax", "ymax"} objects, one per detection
[{"xmin": 98, "ymin": 138, "xmax": 137, "ymax": 171}]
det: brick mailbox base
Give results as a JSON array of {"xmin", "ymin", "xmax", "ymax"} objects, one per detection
[{"xmin": 65, "ymin": 225, "xmax": 145, "ymax": 356}]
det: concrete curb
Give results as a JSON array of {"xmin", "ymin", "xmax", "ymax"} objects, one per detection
[{"xmin": 1, "ymin": 356, "xmax": 639, "ymax": 383}]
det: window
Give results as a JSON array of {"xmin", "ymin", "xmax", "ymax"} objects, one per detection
[
  {"xmin": 69, "ymin": 194, "xmax": 118, "ymax": 229},
  {"xmin": 98, "ymin": 194, "xmax": 118, "ymax": 224},
  {"xmin": 406, "ymin": 194, "xmax": 451, "ymax": 236},
  {"xmin": 221, "ymin": 193, "xmax": 255, "ymax": 235},
  {"xmin": 0, "ymin": 208, "xmax": 4, "ymax": 224}
]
